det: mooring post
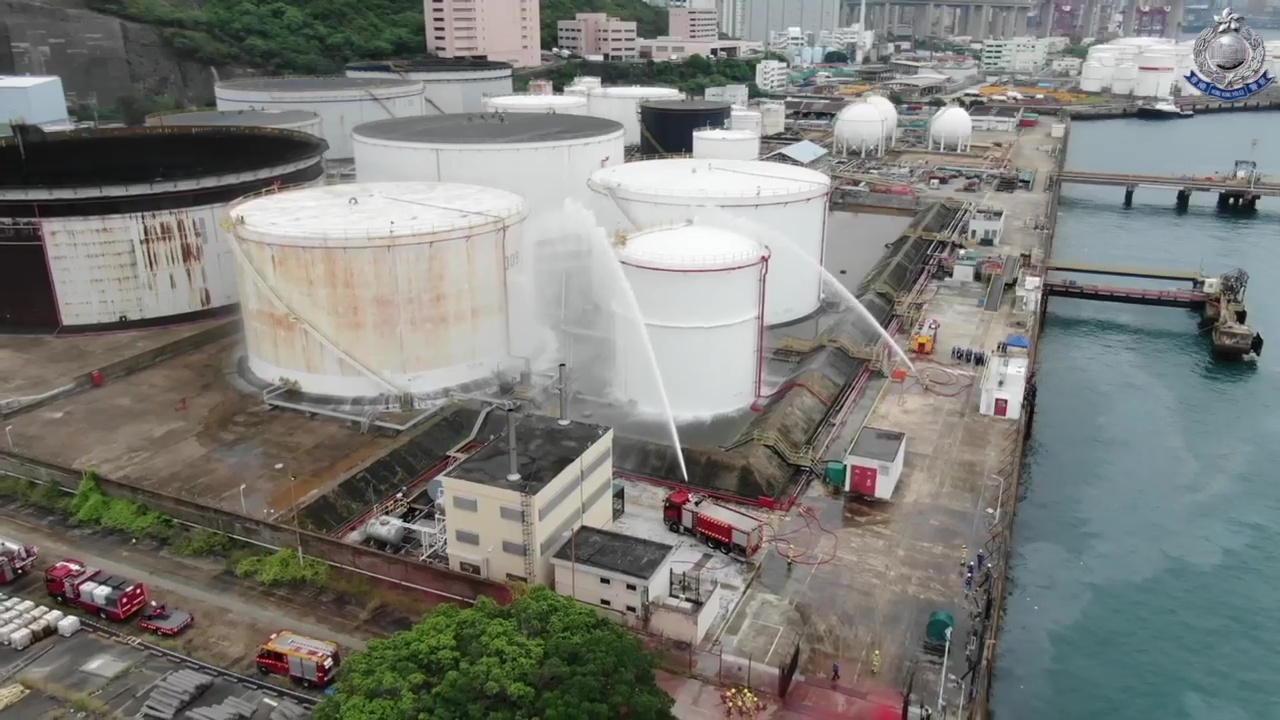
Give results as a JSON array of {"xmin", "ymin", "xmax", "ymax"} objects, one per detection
[{"xmin": 1123, "ymin": 185, "xmax": 1136, "ymax": 207}]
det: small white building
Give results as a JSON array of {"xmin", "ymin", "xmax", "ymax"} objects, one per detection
[
  {"xmin": 552, "ymin": 526, "xmax": 674, "ymax": 619},
  {"xmin": 0, "ymin": 76, "xmax": 70, "ymax": 130},
  {"xmin": 1016, "ymin": 275, "xmax": 1042, "ymax": 314},
  {"xmin": 979, "ymin": 355, "xmax": 1029, "ymax": 419},
  {"xmin": 968, "ymin": 206, "xmax": 1006, "ymax": 246},
  {"xmin": 980, "ymin": 37, "xmax": 1051, "ymax": 73},
  {"xmin": 755, "ymin": 59, "xmax": 789, "ymax": 91},
  {"xmin": 705, "ymin": 84, "xmax": 749, "ymax": 106},
  {"xmin": 841, "ymin": 427, "xmax": 906, "ymax": 500},
  {"xmin": 1051, "ymin": 57, "xmax": 1083, "ymax": 75}
]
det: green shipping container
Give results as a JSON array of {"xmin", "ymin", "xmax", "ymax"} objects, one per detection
[{"xmin": 825, "ymin": 461, "xmax": 846, "ymax": 488}]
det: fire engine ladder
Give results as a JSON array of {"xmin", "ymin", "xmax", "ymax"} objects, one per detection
[{"xmin": 519, "ymin": 492, "xmax": 536, "ymax": 581}]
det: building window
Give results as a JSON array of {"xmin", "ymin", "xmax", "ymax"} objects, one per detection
[
  {"xmin": 452, "ymin": 495, "xmax": 478, "ymax": 512},
  {"xmin": 506, "ymin": 573, "xmax": 528, "ymax": 583},
  {"xmin": 600, "ymin": 598, "xmax": 612, "ymax": 607},
  {"xmin": 625, "ymin": 583, "xmax": 638, "ymax": 591},
  {"xmin": 459, "ymin": 561, "xmax": 482, "ymax": 576},
  {"xmin": 456, "ymin": 529, "xmax": 480, "ymax": 545},
  {"xmin": 599, "ymin": 577, "xmax": 611, "ymax": 585},
  {"xmin": 626, "ymin": 605, "xmax": 638, "ymax": 614},
  {"xmin": 500, "ymin": 506, "xmax": 525, "ymax": 522},
  {"xmin": 502, "ymin": 540, "xmax": 526, "ymax": 556}
]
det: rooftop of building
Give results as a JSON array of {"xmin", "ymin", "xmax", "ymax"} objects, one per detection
[
  {"xmin": 0, "ymin": 75, "xmax": 60, "ymax": 88},
  {"xmin": 446, "ymin": 413, "xmax": 610, "ymax": 496},
  {"xmin": 352, "ymin": 113, "xmax": 624, "ymax": 144},
  {"xmin": 848, "ymin": 427, "xmax": 906, "ymax": 462},
  {"xmin": 973, "ymin": 105, "xmax": 1025, "ymax": 118},
  {"xmin": 551, "ymin": 525, "xmax": 674, "ymax": 580}
]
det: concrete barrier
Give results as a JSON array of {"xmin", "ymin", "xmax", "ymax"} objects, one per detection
[{"xmin": 0, "ymin": 452, "xmax": 512, "ymax": 605}]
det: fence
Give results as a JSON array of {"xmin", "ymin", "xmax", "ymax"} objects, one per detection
[{"xmin": 636, "ymin": 629, "xmax": 792, "ymax": 693}]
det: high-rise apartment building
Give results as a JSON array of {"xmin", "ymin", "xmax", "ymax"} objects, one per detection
[
  {"xmin": 669, "ymin": 7, "xmax": 720, "ymax": 40},
  {"xmin": 739, "ymin": 0, "xmax": 841, "ymax": 43},
  {"xmin": 426, "ymin": 0, "xmax": 541, "ymax": 68},
  {"xmin": 558, "ymin": 13, "xmax": 639, "ymax": 61}
]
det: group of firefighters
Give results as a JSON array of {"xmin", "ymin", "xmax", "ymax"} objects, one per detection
[{"xmin": 719, "ymin": 685, "xmax": 767, "ymax": 717}]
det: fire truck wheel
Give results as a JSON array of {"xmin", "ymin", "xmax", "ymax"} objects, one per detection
[
  {"xmin": 300, "ymin": 679, "xmax": 313, "ymax": 689},
  {"xmin": 705, "ymin": 538, "xmax": 720, "ymax": 551},
  {"xmin": 257, "ymin": 665, "xmax": 270, "ymax": 675},
  {"xmin": 667, "ymin": 522, "xmax": 681, "ymax": 533},
  {"xmin": 98, "ymin": 610, "xmax": 107, "ymax": 620},
  {"xmin": 719, "ymin": 544, "xmax": 732, "ymax": 555}
]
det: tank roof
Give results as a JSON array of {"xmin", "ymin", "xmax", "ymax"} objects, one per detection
[
  {"xmin": 216, "ymin": 76, "xmax": 419, "ymax": 92},
  {"xmin": 231, "ymin": 181, "xmax": 526, "ymax": 245},
  {"xmin": 640, "ymin": 99, "xmax": 732, "ymax": 112},
  {"xmin": 0, "ymin": 125, "xmax": 326, "ymax": 189},
  {"xmin": 590, "ymin": 158, "xmax": 829, "ymax": 200},
  {"xmin": 592, "ymin": 85, "xmax": 681, "ymax": 98},
  {"xmin": 618, "ymin": 224, "xmax": 764, "ymax": 270},
  {"xmin": 488, "ymin": 94, "xmax": 586, "ymax": 107},
  {"xmin": 353, "ymin": 113, "xmax": 623, "ymax": 144},
  {"xmin": 346, "ymin": 58, "xmax": 512, "ymax": 73},
  {"xmin": 149, "ymin": 109, "xmax": 318, "ymax": 127}
]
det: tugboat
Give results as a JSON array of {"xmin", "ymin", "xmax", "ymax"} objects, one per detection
[{"xmin": 1136, "ymin": 98, "xmax": 1194, "ymax": 119}]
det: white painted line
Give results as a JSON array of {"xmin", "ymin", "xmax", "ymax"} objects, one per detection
[{"xmin": 765, "ymin": 626, "xmax": 784, "ymax": 663}]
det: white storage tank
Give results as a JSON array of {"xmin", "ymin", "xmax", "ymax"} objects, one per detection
[
  {"xmin": 587, "ymin": 86, "xmax": 682, "ymax": 145},
  {"xmin": 0, "ymin": 126, "xmax": 326, "ymax": 333},
  {"xmin": 345, "ymin": 59, "xmax": 513, "ymax": 115},
  {"xmin": 215, "ymin": 76, "xmax": 424, "ymax": 159},
  {"xmin": 573, "ymin": 76, "xmax": 603, "ymax": 90},
  {"xmin": 353, "ymin": 113, "xmax": 625, "ymax": 217},
  {"xmin": 588, "ymin": 159, "xmax": 830, "ymax": 325},
  {"xmin": 146, "ymin": 109, "xmax": 323, "ymax": 138},
  {"xmin": 230, "ymin": 182, "xmax": 528, "ymax": 399},
  {"xmin": 1079, "ymin": 62, "xmax": 1105, "ymax": 92},
  {"xmin": 929, "ymin": 107, "xmax": 972, "ymax": 152},
  {"xmin": 759, "ymin": 102, "xmax": 786, "ymax": 135},
  {"xmin": 364, "ymin": 516, "xmax": 407, "ymax": 545},
  {"xmin": 614, "ymin": 223, "xmax": 767, "ymax": 418},
  {"xmin": 729, "ymin": 108, "xmax": 763, "ymax": 135},
  {"xmin": 834, "ymin": 102, "xmax": 885, "ymax": 157},
  {"xmin": 483, "ymin": 94, "xmax": 588, "ymax": 115},
  {"xmin": 692, "ymin": 129, "xmax": 761, "ymax": 160},
  {"xmin": 1111, "ymin": 64, "xmax": 1138, "ymax": 96},
  {"xmin": 863, "ymin": 94, "xmax": 898, "ymax": 144}
]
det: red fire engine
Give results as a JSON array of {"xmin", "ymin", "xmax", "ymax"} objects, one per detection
[
  {"xmin": 256, "ymin": 630, "xmax": 341, "ymax": 688},
  {"xmin": 0, "ymin": 537, "xmax": 38, "ymax": 584},
  {"xmin": 664, "ymin": 490, "xmax": 764, "ymax": 557},
  {"xmin": 44, "ymin": 559, "xmax": 149, "ymax": 621}
]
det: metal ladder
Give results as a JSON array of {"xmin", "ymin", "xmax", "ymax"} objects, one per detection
[{"xmin": 519, "ymin": 492, "xmax": 535, "ymax": 581}]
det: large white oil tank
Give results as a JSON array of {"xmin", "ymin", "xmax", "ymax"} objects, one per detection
[
  {"xmin": 587, "ymin": 86, "xmax": 682, "ymax": 144},
  {"xmin": 573, "ymin": 76, "xmax": 603, "ymax": 90},
  {"xmin": 344, "ymin": 60, "xmax": 513, "ymax": 115},
  {"xmin": 759, "ymin": 102, "xmax": 786, "ymax": 135},
  {"xmin": 230, "ymin": 182, "xmax": 528, "ymax": 399},
  {"xmin": 834, "ymin": 102, "xmax": 885, "ymax": 157},
  {"xmin": 929, "ymin": 107, "xmax": 972, "ymax": 152},
  {"xmin": 1135, "ymin": 51, "xmax": 1177, "ymax": 97},
  {"xmin": 614, "ymin": 223, "xmax": 767, "ymax": 417},
  {"xmin": 483, "ymin": 94, "xmax": 588, "ymax": 115},
  {"xmin": 729, "ymin": 108, "xmax": 763, "ymax": 135},
  {"xmin": 352, "ymin": 113, "xmax": 625, "ymax": 217},
  {"xmin": 1111, "ymin": 63, "xmax": 1138, "ymax": 95},
  {"xmin": 215, "ymin": 77, "xmax": 424, "ymax": 159},
  {"xmin": 863, "ymin": 94, "xmax": 898, "ymax": 144},
  {"xmin": 1079, "ymin": 62, "xmax": 1106, "ymax": 92},
  {"xmin": 146, "ymin": 109, "xmax": 323, "ymax": 138},
  {"xmin": 692, "ymin": 128, "xmax": 761, "ymax": 160},
  {"xmin": 588, "ymin": 159, "xmax": 830, "ymax": 325}
]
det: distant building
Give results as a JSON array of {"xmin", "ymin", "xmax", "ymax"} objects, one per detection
[
  {"xmin": 669, "ymin": 7, "xmax": 720, "ymax": 40},
  {"xmin": 558, "ymin": 13, "xmax": 639, "ymax": 61},
  {"xmin": 1051, "ymin": 57, "xmax": 1083, "ymax": 75},
  {"xmin": 0, "ymin": 76, "xmax": 70, "ymax": 130},
  {"xmin": 980, "ymin": 37, "xmax": 1050, "ymax": 73},
  {"xmin": 637, "ymin": 37, "xmax": 758, "ymax": 60},
  {"xmin": 718, "ymin": 0, "xmax": 746, "ymax": 37},
  {"xmin": 705, "ymin": 84, "xmax": 749, "ymax": 105},
  {"xmin": 427, "ymin": 0, "xmax": 540, "ymax": 68},
  {"xmin": 740, "ymin": 0, "xmax": 841, "ymax": 43},
  {"xmin": 755, "ymin": 59, "xmax": 789, "ymax": 91}
]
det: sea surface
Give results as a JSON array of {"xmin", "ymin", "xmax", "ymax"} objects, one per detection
[{"xmin": 991, "ymin": 114, "xmax": 1280, "ymax": 718}]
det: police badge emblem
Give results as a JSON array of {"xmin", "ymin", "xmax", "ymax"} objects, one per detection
[{"xmin": 1185, "ymin": 8, "xmax": 1272, "ymax": 101}]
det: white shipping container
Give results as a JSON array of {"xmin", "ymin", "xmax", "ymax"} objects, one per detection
[
  {"xmin": 76, "ymin": 582, "xmax": 98, "ymax": 602},
  {"xmin": 28, "ymin": 607, "xmax": 47, "ymax": 618},
  {"xmin": 14, "ymin": 601, "xmax": 34, "ymax": 613},
  {"xmin": 92, "ymin": 585, "xmax": 112, "ymax": 606},
  {"xmin": 0, "ymin": 624, "xmax": 15, "ymax": 645},
  {"xmin": 56, "ymin": 616, "xmax": 82, "ymax": 637},
  {"xmin": 43, "ymin": 610, "xmax": 64, "ymax": 627},
  {"xmin": 9, "ymin": 628, "xmax": 31, "ymax": 651}
]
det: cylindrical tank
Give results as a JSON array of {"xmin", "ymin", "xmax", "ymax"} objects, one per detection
[
  {"xmin": 1111, "ymin": 64, "xmax": 1137, "ymax": 95},
  {"xmin": 565, "ymin": 85, "xmax": 590, "ymax": 97},
  {"xmin": 230, "ymin": 182, "xmax": 528, "ymax": 399},
  {"xmin": 364, "ymin": 516, "xmax": 407, "ymax": 545},
  {"xmin": 483, "ymin": 94, "xmax": 588, "ymax": 115},
  {"xmin": 352, "ymin": 113, "xmax": 625, "ymax": 216},
  {"xmin": 614, "ymin": 224, "xmax": 767, "ymax": 417},
  {"xmin": 215, "ymin": 77, "xmax": 423, "ymax": 159},
  {"xmin": 638, "ymin": 100, "xmax": 732, "ymax": 156},
  {"xmin": 588, "ymin": 159, "xmax": 830, "ymax": 325},
  {"xmin": 344, "ymin": 59, "xmax": 513, "ymax": 115},
  {"xmin": 573, "ymin": 76, "xmax": 603, "ymax": 90},
  {"xmin": 0, "ymin": 126, "xmax": 326, "ymax": 333},
  {"xmin": 145, "ymin": 109, "xmax": 323, "ymax": 138},
  {"xmin": 587, "ymin": 86, "xmax": 682, "ymax": 145},
  {"xmin": 759, "ymin": 102, "xmax": 786, "ymax": 135},
  {"xmin": 729, "ymin": 108, "xmax": 763, "ymax": 135},
  {"xmin": 692, "ymin": 129, "xmax": 761, "ymax": 160}
]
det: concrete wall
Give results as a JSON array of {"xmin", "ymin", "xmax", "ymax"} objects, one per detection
[
  {"xmin": 0, "ymin": 451, "xmax": 511, "ymax": 605},
  {"xmin": 2, "ymin": 0, "xmax": 217, "ymax": 107}
]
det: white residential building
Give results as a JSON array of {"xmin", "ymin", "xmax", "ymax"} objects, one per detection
[
  {"xmin": 440, "ymin": 413, "xmax": 615, "ymax": 585},
  {"xmin": 1051, "ymin": 57, "xmax": 1083, "ymax": 75},
  {"xmin": 755, "ymin": 59, "xmax": 788, "ymax": 91},
  {"xmin": 980, "ymin": 37, "xmax": 1050, "ymax": 73},
  {"xmin": 427, "ymin": 0, "xmax": 540, "ymax": 68},
  {"xmin": 670, "ymin": 7, "xmax": 720, "ymax": 40},
  {"xmin": 718, "ymin": 0, "xmax": 745, "ymax": 37}
]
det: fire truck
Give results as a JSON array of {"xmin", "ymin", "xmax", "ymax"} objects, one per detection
[
  {"xmin": 44, "ymin": 559, "xmax": 149, "ymax": 621},
  {"xmin": 663, "ymin": 490, "xmax": 764, "ymax": 557},
  {"xmin": 255, "ymin": 631, "xmax": 341, "ymax": 688},
  {"xmin": 0, "ymin": 537, "xmax": 38, "ymax": 583}
]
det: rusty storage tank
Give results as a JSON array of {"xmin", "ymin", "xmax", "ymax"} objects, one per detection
[
  {"xmin": 638, "ymin": 99, "xmax": 731, "ymax": 156},
  {"xmin": 0, "ymin": 125, "xmax": 328, "ymax": 333}
]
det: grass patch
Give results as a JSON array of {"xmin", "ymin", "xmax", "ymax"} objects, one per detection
[
  {"xmin": 17, "ymin": 674, "xmax": 112, "ymax": 717},
  {"xmin": 235, "ymin": 548, "xmax": 329, "ymax": 587},
  {"xmin": 169, "ymin": 528, "xmax": 235, "ymax": 557},
  {"xmin": 70, "ymin": 471, "xmax": 172, "ymax": 539}
]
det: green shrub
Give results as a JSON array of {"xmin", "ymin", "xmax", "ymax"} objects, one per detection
[
  {"xmin": 171, "ymin": 528, "xmax": 234, "ymax": 557},
  {"xmin": 235, "ymin": 548, "xmax": 329, "ymax": 587},
  {"xmin": 71, "ymin": 470, "xmax": 172, "ymax": 538}
]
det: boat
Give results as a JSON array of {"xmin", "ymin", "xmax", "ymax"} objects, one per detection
[{"xmin": 1136, "ymin": 99, "xmax": 1194, "ymax": 119}]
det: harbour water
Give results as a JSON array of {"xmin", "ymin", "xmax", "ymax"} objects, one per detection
[{"xmin": 992, "ymin": 115, "xmax": 1280, "ymax": 718}]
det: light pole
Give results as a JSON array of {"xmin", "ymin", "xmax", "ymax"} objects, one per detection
[
  {"xmin": 4, "ymin": 426, "xmax": 11, "ymax": 451},
  {"xmin": 275, "ymin": 463, "xmax": 303, "ymax": 563},
  {"xmin": 238, "ymin": 484, "xmax": 247, "ymax": 516},
  {"xmin": 937, "ymin": 627, "xmax": 952, "ymax": 711}
]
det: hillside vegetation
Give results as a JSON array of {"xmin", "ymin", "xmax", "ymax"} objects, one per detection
[{"xmin": 86, "ymin": 0, "xmax": 668, "ymax": 76}]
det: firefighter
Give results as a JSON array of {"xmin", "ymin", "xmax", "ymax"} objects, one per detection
[{"xmin": 872, "ymin": 650, "xmax": 881, "ymax": 676}]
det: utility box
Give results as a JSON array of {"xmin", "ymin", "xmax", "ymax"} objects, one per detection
[
  {"xmin": 979, "ymin": 355, "xmax": 1028, "ymax": 420},
  {"xmin": 842, "ymin": 427, "xmax": 907, "ymax": 500},
  {"xmin": 0, "ymin": 76, "xmax": 70, "ymax": 129}
]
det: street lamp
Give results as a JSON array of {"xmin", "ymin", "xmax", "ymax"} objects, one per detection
[
  {"xmin": 937, "ymin": 627, "xmax": 953, "ymax": 710},
  {"xmin": 4, "ymin": 426, "xmax": 11, "ymax": 451},
  {"xmin": 238, "ymin": 484, "xmax": 247, "ymax": 516},
  {"xmin": 275, "ymin": 463, "xmax": 303, "ymax": 564}
]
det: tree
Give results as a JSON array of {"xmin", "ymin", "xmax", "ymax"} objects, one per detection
[
  {"xmin": 928, "ymin": 96, "xmax": 948, "ymax": 107},
  {"xmin": 314, "ymin": 587, "xmax": 675, "ymax": 720},
  {"xmin": 823, "ymin": 50, "xmax": 849, "ymax": 64},
  {"xmin": 1065, "ymin": 44, "xmax": 1090, "ymax": 59}
]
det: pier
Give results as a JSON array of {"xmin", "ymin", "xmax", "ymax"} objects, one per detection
[
  {"xmin": 1043, "ymin": 260, "xmax": 1203, "ymax": 284},
  {"xmin": 1049, "ymin": 160, "xmax": 1274, "ymax": 210}
]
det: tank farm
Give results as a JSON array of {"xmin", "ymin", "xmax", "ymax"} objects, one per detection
[{"xmin": 0, "ymin": 79, "xmax": 998, "ymax": 716}]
